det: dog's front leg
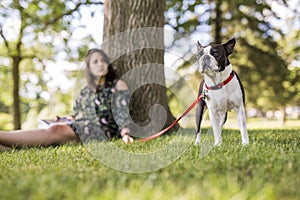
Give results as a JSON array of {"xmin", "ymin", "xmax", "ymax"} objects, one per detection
[
  {"xmin": 195, "ymin": 98, "xmax": 206, "ymax": 145},
  {"xmin": 209, "ymin": 110, "xmax": 222, "ymax": 146},
  {"xmin": 195, "ymin": 132, "xmax": 201, "ymax": 146},
  {"xmin": 236, "ymin": 105, "xmax": 249, "ymax": 145}
]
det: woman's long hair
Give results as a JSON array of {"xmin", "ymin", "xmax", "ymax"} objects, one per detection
[{"xmin": 85, "ymin": 49, "xmax": 116, "ymax": 90}]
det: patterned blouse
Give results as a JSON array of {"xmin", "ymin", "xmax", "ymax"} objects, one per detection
[{"xmin": 72, "ymin": 80, "xmax": 131, "ymax": 142}]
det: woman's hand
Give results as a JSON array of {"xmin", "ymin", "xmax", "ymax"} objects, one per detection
[
  {"xmin": 54, "ymin": 116, "xmax": 61, "ymax": 122},
  {"xmin": 121, "ymin": 128, "xmax": 133, "ymax": 144},
  {"xmin": 122, "ymin": 134, "xmax": 134, "ymax": 144}
]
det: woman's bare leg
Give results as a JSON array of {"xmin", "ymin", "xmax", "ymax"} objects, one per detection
[
  {"xmin": 0, "ymin": 144, "xmax": 11, "ymax": 151},
  {"xmin": 0, "ymin": 124, "xmax": 80, "ymax": 148}
]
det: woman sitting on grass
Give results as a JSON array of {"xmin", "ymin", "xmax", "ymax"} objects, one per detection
[{"xmin": 0, "ymin": 49, "xmax": 133, "ymax": 151}]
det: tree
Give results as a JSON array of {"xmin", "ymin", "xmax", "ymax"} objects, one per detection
[
  {"xmin": 103, "ymin": 0, "xmax": 177, "ymax": 136},
  {"xmin": 0, "ymin": 0, "xmax": 102, "ymax": 129}
]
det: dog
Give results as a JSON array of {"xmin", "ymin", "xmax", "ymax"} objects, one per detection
[{"xmin": 195, "ymin": 38, "xmax": 249, "ymax": 146}]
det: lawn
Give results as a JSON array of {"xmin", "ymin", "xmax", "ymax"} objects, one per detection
[{"xmin": 0, "ymin": 128, "xmax": 299, "ymax": 200}]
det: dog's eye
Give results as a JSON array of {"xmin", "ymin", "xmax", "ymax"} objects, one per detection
[{"xmin": 213, "ymin": 52, "xmax": 219, "ymax": 57}]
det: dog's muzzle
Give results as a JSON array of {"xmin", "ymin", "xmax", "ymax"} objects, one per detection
[
  {"xmin": 199, "ymin": 55, "xmax": 218, "ymax": 73},
  {"xmin": 202, "ymin": 55, "xmax": 211, "ymax": 66}
]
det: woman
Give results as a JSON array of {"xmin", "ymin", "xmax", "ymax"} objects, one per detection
[{"xmin": 0, "ymin": 49, "xmax": 133, "ymax": 151}]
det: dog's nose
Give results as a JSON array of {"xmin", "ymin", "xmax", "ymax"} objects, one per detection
[{"xmin": 203, "ymin": 55, "xmax": 210, "ymax": 65}]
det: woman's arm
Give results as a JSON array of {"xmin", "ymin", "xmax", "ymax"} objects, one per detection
[
  {"xmin": 115, "ymin": 80, "xmax": 133, "ymax": 144},
  {"xmin": 116, "ymin": 79, "xmax": 129, "ymax": 91}
]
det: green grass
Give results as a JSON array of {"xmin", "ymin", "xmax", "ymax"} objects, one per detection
[{"xmin": 0, "ymin": 129, "xmax": 299, "ymax": 200}]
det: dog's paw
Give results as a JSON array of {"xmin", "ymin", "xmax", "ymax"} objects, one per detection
[
  {"xmin": 194, "ymin": 132, "xmax": 201, "ymax": 145},
  {"xmin": 242, "ymin": 141, "xmax": 249, "ymax": 146},
  {"xmin": 194, "ymin": 140, "xmax": 200, "ymax": 146},
  {"xmin": 214, "ymin": 141, "xmax": 222, "ymax": 146}
]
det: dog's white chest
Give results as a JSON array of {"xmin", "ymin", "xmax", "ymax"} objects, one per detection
[{"xmin": 204, "ymin": 78, "xmax": 243, "ymax": 112}]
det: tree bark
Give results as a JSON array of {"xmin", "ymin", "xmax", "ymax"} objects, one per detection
[
  {"xmin": 214, "ymin": 0, "xmax": 222, "ymax": 43},
  {"xmin": 12, "ymin": 56, "xmax": 21, "ymax": 130},
  {"xmin": 103, "ymin": 0, "xmax": 177, "ymax": 135},
  {"xmin": 280, "ymin": 107, "xmax": 286, "ymax": 126}
]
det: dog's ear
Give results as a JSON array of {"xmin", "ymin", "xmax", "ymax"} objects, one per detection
[
  {"xmin": 223, "ymin": 38, "xmax": 236, "ymax": 56},
  {"xmin": 197, "ymin": 41, "xmax": 203, "ymax": 51}
]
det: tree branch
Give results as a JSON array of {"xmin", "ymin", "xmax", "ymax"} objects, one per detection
[
  {"xmin": 0, "ymin": 25, "xmax": 11, "ymax": 52},
  {"xmin": 45, "ymin": 1, "xmax": 104, "ymax": 27},
  {"xmin": 22, "ymin": 55, "xmax": 36, "ymax": 60}
]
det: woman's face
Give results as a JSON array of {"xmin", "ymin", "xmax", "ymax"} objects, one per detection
[{"xmin": 89, "ymin": 52, "xmax": 108, "ymax": 78}]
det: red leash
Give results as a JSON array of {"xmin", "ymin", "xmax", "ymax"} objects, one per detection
[{"xmin": 137, "ymin": 94, "xmax": 203, "ymax": 142}]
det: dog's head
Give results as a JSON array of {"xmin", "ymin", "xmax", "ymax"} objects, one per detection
[{"xmin": 196, "ymin": 38, "xmax": 236, "ymax": 74}]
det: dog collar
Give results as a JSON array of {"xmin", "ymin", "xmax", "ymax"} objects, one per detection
[{"xmin": 205, "ymin": 71, "xmax": 236, "ymax": 90}]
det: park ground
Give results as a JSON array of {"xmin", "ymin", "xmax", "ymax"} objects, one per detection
[{"xmin": 0, "ymin": 120, "xmax": 299, "ymax": 200}]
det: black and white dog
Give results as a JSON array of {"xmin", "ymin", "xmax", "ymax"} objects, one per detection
[{"xmin": 195, "ymin": 38, "xmax": 249, "ymax": 146}]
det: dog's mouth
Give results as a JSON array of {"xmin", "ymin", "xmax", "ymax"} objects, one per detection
[{"xmin": 200, "ymin": 64, "xmax": 219, "ymax": 74}]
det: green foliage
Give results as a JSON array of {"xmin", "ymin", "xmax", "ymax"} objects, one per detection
[
  {"xmin": 0, "ymin": 0, "xmax": 100, "ymax": 129},
  {"xmin": 165, "ymin": 0, "xmax": 300, "ymax": 113},
  {"xmin": 0, "ymin": 129, "xmax": 299, "ymax": 199},
  {"xmin": 279, "ymin": 28, "xmax": 300, "ymax": 106}
]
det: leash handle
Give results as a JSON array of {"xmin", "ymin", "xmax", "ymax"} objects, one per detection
[{"xmin": 137, "ymin": 94, "xmax": 203, "ymax": 143}]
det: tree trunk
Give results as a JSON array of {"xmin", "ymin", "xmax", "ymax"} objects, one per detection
[
  {"xmin": 103, "ymin": 0, "xmax": 177, "ymax": 136},
  {"xmin": 214, "ymin": 0, "xmax": 222, "ymax": 43},
  {"xmin": 12, "ymin": 56, "xmax": 21, "ymax": 130},
  {"xmin": 280, "ymin": 107, "xmax": 286, "ymax": 126}
]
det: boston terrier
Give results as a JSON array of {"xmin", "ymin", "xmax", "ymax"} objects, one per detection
[{"xmin": 195, "ymin": 38, "xmax": 249, "ymax": 146}]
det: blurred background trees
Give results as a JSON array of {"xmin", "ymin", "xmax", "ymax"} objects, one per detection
[
  {"xmin": 0, "ymin": 0, "xmax": 299, "ymax": 130},
  {"xmin": 0, "ymin": 0, "xmax": 102, "ymax": 129},
  {"xmin": 165, "ymin": 0, "xmax": 300, "ymax": 124}
]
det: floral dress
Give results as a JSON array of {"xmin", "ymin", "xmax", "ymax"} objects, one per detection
[{"xmin": 70, "ymin": 80, "xmax": 131, "ymax": 142}]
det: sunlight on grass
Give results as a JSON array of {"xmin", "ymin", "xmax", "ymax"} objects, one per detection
[
  {"xmin": 0, "ymin": 129, "xmax": 299, "ymax": 199},
  {"xmin": 84, "ymin": 129, "xmax": 195, "ymax": 172},
  {"xmin": 181, "ymin": 115, "xmax": 300, "ymax": 130}
]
